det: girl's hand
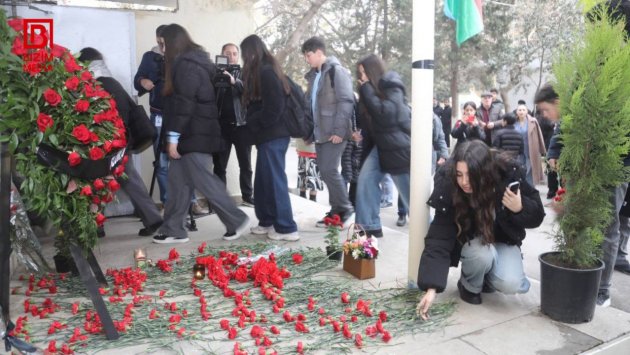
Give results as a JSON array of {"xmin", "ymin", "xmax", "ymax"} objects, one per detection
[
  {"xmin": 417, "ymin": 289, "xmax": 436, "ymax": 320},
  {"xmin": 167, "ymin": 143, "xmax": 181, "ymax": 160},
  {"xmin": 503, "ymin": 187, "xmax": 523, "ymax": 213}
]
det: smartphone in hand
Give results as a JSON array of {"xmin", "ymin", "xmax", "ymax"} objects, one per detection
[{"xmin": 508, "ymin": 181, "xmax": 520, "ymax": 193}]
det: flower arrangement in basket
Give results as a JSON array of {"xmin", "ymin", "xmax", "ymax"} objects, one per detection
[
  {"xmin": 342, "ymin": 226, "xmax": 379, "ymax": 279},
  {"xmin": 323, "ymin": 214, "xmax": 343, "ymax": 260},
  {"xmin": 0, "ymin": 13, "xmax": 128, "ymax": 257}
]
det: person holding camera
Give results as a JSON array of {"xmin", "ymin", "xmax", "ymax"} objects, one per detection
[
  {"xmin": 451, "ymin": 101, "xmax": 486, "ymax": 147},
  {"xmin": 212, "ymin": 43, "xmax": 255, "ymax": 207},
  {"xmin": 416, "ymin": 140, "xmax": 545, "ymax": 319}
]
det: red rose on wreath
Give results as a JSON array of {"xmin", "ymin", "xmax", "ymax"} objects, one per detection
[
  {"xmin": 74, "ymin": 99, "xmax": 90, "ymax": 113},
  {"xmin": 65, "ymin": 76, "xmax": 79, "ymax": 91},
  {"xmin": 80, "ymin": 70, "xmax": 93, "ymax": 81},
  {"xmin": 43, "ymin": 88, "xmax": 62, "ymax": 106},
  {"xmin": 95, "ymin": 213, "xmax": 106, "ymax": 226},
  {"xmin": 107, "ymin": 179, "xmax": 120, "ymax": 192},
  {"xmin": 93, "ymin": 179, "xmax": 105, "ymax": 191},
  {"xmin": 72, "ymin": 124, "xmax": 91, "ymax": 144},
  {"xmin": 89, "ymin": 147, "xmax": 104, "ymax": 160},
  {"xmin": 67, "ymin": 152, "xmax": 81, "ymax": 167},
  {"xmin": 63, "ymin": 55, "xmax": 82, "ymax": 73},
  {"xmin": 36, "ymin": 113, "xmax": 53, "ymax": 132},
  {"xmin": 80, "ymin": 186, "xmax": 92, "ymax": 196},
  {"xmin": 11, "ymin": 37, "xmax": 25, "ymax": 56}
]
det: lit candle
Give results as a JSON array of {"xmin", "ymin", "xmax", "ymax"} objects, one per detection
[{"xmin": 193, "ymin": 263, "xmax": 205, "ymax": 280}]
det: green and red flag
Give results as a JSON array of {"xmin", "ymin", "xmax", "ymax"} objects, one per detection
[{"xmin": 444, "ymin": 0, "xmax": 484, "ymax": 46}]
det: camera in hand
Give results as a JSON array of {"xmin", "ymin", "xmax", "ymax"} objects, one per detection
[{"xmin": 214, "ymin": 55, "xmax": 240, "ymax": 88}]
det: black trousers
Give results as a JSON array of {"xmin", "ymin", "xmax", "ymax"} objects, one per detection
[
  {"xmin": 547, "ymin": 170, "xmax": 559, "ymax": 197},
  {"xmin": 212, "ymin": 125, "xmax": 253, "ymax": 200}
]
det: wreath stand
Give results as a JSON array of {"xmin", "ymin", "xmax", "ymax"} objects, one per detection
[{"xmin": 0, "ymin": 142, "xmax": 119, "ymax": 343}]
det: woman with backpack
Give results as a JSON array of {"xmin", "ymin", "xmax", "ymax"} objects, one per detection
[{"xmin": 240, "ymin": 34, "xmax": 300, "ymax": 241}]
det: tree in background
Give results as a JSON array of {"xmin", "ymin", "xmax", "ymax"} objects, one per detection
[{"xmin": 255, "ymin": 0, "xmax": 412, "ymax": 90}]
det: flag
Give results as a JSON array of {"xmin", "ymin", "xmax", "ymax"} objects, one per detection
[{"xmin": 444, "ymin": 0, "xmax": 484, "ymax": 46}]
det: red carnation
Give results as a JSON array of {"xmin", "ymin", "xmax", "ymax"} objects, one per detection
[
  {"xmin": 65, "ymin": 76, "xmax": 80, "ymax": 91},
  {"xmin": 292, "ymin": 253, "xmax": 303, "ymax": 265},
  {"xmin": 220, "ymin": 319, "xmax": 230, "ymax": 330},
  {"xmin": 341, "ymin": 292, "xmax": 350, "ymax": 304},
  {"xmin": 113, "ymin": 165, "xmax": 125, "ymax": 177},
  {"xmin": 112, "ymin": 139, "xmax": 126, "ymax": 149},
  {"xmin": 51, "ymin": 44, "xmax": 67, "ymax": 58},
  {"xmin": 67, "ymin": 152, "xmax": 81, "ymax": 167},
  {"xmin": 95, "ymin": 213, "xmax": 106, "ymax": 226},
  {"xmin": 43, "ymin": 88, "xmax": 62, "ymax": 106},
  {"xmin": 64, "ymin": 55, "xmax": 82, "ymax": 73},
  {"xmin": 8, "ymin": 18, "xmax": 23, "ymax": 32},
  {"xmin": 80, "ymin": 186, "xmax": 92, "ymax": 196},
  {"xmin": 103, "ymin": 140, "xmax": 113, "ymax": 153},
  {"xmin": 270, "ymin": 325, "xmax": 280, "ymax": 334},
  {"xmin": 11, "ymin": 37, "xmax": 25, "ymax": 56},
  {"xmin": 379, "ymin": 311, "xmax": 387, "ymax": 322},
  {"xmin": 80, "ymin": 71, "xmax": 93, "ymax": 81},
  {"xmin": 72, "ymin": 124, "xmax": 91, "ymax": 144},
  {"xmin": 74, "ymin": 99, "xmax": 90, "ymax": 113},
  {"xmin": 107, "ymin": 179, "xmax": 120, "ymax": 192},
  {"xmin": 296, "ymin": 341, "xmax": 304, "ymax": 354},
  {"xmin": 93, "ymin": 178, "xmax": 105, "ymax": 190},
  {"xmin": 89, "ymin": 147, "xmax": 104, "ymax": 160},
  {"xmin": 355, "ymin": 333, "xmax": 363, "ymax": 348},
  {"xmin": 23, "ymin": 61, "xmax": 41, "ymax": 76},
  {"xmin": 36, "ymin": 113, "xmax": 54, "ymax": 132},
  {"xmin": 228, "ymin": 327, "xmax": 238, "ymax": 339},
  {"xmin": 382, "ymin": 330, "xmax": 392, "ymax": 343}
]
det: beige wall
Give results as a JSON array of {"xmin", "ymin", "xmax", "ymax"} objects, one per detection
[{"xmin": 133, "ymin": 0, "xmax": 257, "ymax": 200}]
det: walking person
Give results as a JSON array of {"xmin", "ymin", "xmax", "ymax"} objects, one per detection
[
  {"xmin": 354, "ymin": 54, "xmax": 411, "ymax": 238},
  {"xmin": 417, "ymin": 140, "xmax": 545, "ymax": 319},
  {"xmin": 240, "ymin": 34, "xmax": 300, "ymax": 241},
  {"xmin": 514, "ymin": 103, "xmax": 547, "ymax": 186},
  {"xmin": 301, "ymin": 37, "xmax": 355, "ymax": 227},
  {"xmin": 152, "ymin": 24, "xmax": 249, "ymax": 244}
]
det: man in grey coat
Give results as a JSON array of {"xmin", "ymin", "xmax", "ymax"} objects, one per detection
[{"xmin": 302, "ymin": 37, "xmax": 355, "ymax": 227}]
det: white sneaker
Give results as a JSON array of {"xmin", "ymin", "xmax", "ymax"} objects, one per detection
[
  {"xmin": 250, "ymin": 225, "xmax": 273, "ymax": 235},
  {"xmin": 223, "ymin": 215, "xmax": 251, "ymax": 241},
  {"xmin": 267, "ymin": 230, "xmax": 300, "ymax": 241}
]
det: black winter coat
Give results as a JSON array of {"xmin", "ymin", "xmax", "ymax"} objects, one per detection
[
  {"xmin": 492, "ymin": 126, "xmax": 524, "ymax": 155},
  {"xmin": 451, "ymin": 120, "xmax": 485, "ymax": 146},
  {"xmin": 245, "ymin": 64, "xmax": 291, "ymax": 145},
  {"xmin": 359, "ymin": 71, "xmax": 411, "ymax": 175},
  {"xmin": 417, "ymin": 162, "xmax": 545, "ymax": 293},
  {"xmin": 162, "ymin": 49, "xmax": 224, "ymax": 155}
]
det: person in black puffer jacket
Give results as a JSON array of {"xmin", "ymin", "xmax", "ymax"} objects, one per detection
[
  {"xmin": 492, "ymin": 112, "xmax": 525, "ymax": 168},
  {"xmin": 153, "ymin": 24, "xmax": 249, "ymax": 244},
  {"xmin": 355, "ymin": 54, "xmax": 411, "ymax": 238},
  {"xmin": 416, "ymin": 140, "xmax": 545, "ymax": 319},
  {"xmin": 240, "ymin": 34, "xmax": 300, "ymax": 242}
]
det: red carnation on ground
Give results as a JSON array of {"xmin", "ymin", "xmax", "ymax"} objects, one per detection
[
  {"xmin": 168, "ymin": 248, "xmax": 180, "ymax": 260},
  {"xmin": 292, "ymin": 253, "xmax": 303, "ymax": 264},
  {"xmin": 341, "ymin": 292, "xmax": 350, "ymax": 303}
]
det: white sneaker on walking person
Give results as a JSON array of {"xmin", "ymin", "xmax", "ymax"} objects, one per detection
[
  {"xmin": 267, "ymin": 229, "xmax": 300, "ymax": 241},
  {"xmin": 250, "ymin": 225, "xmax": 274, "ymax": 235}
]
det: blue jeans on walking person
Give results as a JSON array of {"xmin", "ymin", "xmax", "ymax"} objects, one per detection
[
  {"xmin": 254, "ymin": 136, "xmax": 297, "ymax": 234},
  {"xmin": 460, "ymin": 238, "xmax": 530, "ymax": 294},
  {"xmin": 356, "ymin": 148, "xmax": 410, "ymax": 231}
]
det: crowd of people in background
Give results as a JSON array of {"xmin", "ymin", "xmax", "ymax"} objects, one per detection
[{"xmin": 77, "ymin": 18, "xmax": 628, "ymax": 317}]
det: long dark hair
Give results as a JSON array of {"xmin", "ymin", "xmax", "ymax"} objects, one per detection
[
  {"xmin": 161, "ymin": 24, "xmax": 202, "ymax": 96},
  {"xmin": 449, "ymin": 140, "xmax": 500, "ymax": 245},
  {"xmin": 357, "ymin": 54, "xmax": 386, "ymax": 98},
  {"xmin": 240, "ymin": 34, "xmax": 289, "ymax": 106}
]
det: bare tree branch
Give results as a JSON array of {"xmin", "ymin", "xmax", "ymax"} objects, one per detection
[{"xmin": 275, "ymin": 0, "xmax": 329, "ymax": 65}]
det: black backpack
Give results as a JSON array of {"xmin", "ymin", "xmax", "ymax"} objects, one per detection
[{"xmin": 283, "ymin": 76, "xmax": 313, "ymax": 139}]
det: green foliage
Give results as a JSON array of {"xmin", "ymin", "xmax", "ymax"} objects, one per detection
[{"xmin": 552, "ymin": 9, "xmax": 630, "ymax": 268}]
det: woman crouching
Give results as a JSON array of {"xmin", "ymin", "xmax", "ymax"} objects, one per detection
[{"xmin": 417, "ymin": 140, "xmax": 545, "ymax": 319}]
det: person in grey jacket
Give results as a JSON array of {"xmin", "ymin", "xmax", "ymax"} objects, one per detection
[
  {"xmin": 302, "ymin": 37, "xmax": 355, "ymax": 227},
  {"xmin": 432, "ymin": 113, "xmax": 449, "ymax": 174}
]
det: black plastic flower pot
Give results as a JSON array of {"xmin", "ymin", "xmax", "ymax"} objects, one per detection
[
  {"xmin": 539, "ymin": 251, "xmax": 604, "ymax": 324},
  {"xmin": 326, "ymin": 246, "xmax": 342, "ymax": 261}
]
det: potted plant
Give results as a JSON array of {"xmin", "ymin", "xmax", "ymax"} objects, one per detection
[
  {"xmin": 323, "ymin": 214, "xmax": 343, "ymax": 261},
  {"xmin": 539, "ymin": 7, "xmax": 630, "ymax": 324},
  {"xmin": 342, "ymin": 230, "xmax": 379, "ymax": 279},
  {"xmin": 0, "ymin": 12, "xmax": 128, "ymax": 270}
]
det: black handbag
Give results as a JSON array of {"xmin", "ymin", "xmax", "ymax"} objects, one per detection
[{"xmin": 126, "ymin": 102, "xmax": 156, "ymax": 154}]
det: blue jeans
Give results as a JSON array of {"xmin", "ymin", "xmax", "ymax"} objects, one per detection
[
  {"xmin": 460, "ymin": 238, "xmax": 530, "ymax": 294},
  {"xmin": 380, "ymin": 174, "xmax": 394, "ymax": 205},
  {"xmin": 254, "ymin": 137, "xmax": 297, "ymax": 233},
  {"xmin": 355, "ymin": 148, "xmax": 410, "ymax": 231},
  {"xmin": 151, "ymin": 113, "xmax": 168, "ymax": 204}
]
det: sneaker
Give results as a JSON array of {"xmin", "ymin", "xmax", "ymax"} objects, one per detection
[
  {"xmin": 251, "ymin": 225, "xmax": 274, "ymax": 235},
  {"xmin": 396, "ymin": 214, "xmax": 407, "ymax": 227},
  {"xmin": 596, "ymin": 290, "xmax": 611, "ymax": 307},
  {"xmin": 362, "ymin": 228, "xmax": 384, "ymax": 238},
  {"xmin": 315, "ymin": 212, "xmax": 334, "ymax": 228},
  {"xmin": 267, "ymin": 230, "xmax": 300, "ymax": 241},
  {"xmin": 138, "ymin": 221, "xmax": 163, "ymax": 237},
  {"xmin": 191, "ymin": 202, "xmax": 209, "ymax": 215},
  {"xmin": 223, "ymin": 216, "xmax": 251, "ymax": 241},
  {"xmin": 457, "ymin": 280, "xmax": 482, "ymax": 305},
  {"xmin": 152, "ymin": 234, "xmax": 190, "ymax": 244},
  {"xmin": 614, "ymin": 260, "xmax": 630, "ymax": 275},
  {"xmin": 241, "ymin": 197, "xmax": 255, "ymax": 207},
  {"xmin": 380, "ymin": 201, "xmax": 393, "ymax": 209}
]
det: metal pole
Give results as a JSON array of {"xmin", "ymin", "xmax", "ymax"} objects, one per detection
[
  {"xmin": 0, "ymin": 142, "xmax": 12, "ymax": 323},
  {"xmin": 408, "ymin": 0, "xmax": 436, "ymax": 287}
]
